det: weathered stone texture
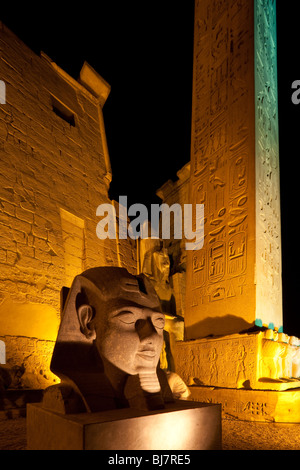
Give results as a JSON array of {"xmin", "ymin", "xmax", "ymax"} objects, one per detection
[
  {"xmin": 0, "ymin": 335, "xmax": 57, "ymax": 389},
  {"xmin": 0, "ymin": 23, "xmax": 136, "ymax": 386},
  {"xmin": 185, "ymin": 0, "xmax": 281, "ymax": 340},
  {"xmin": 156, "ymin": 163, "xmax": 190, "ymax": 275},
  {"xmin": 156, "ymin": 164, "xmax": 190, "ymax": 320},
  {"xmin": 175, "ymin": 331, "xmax": 300, "ymax": 391}
]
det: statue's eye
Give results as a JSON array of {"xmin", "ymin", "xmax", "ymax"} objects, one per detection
[
  {"xmin": 115, "ymin": 311, "xmax": 136, "ymax": 324},
  {"xmin": 152, "ymin": 314, "xmax": 165, "ymax": 330}
]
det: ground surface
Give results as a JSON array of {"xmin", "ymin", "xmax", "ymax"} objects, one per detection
[{"xmin": 0, "ymin": 415, "xmax": 299, "ymax": 451}]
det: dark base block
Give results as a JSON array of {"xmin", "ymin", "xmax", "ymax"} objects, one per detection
[{"xmin": 27, "ymin": 400, "xmax": 222, "ymax": 450}]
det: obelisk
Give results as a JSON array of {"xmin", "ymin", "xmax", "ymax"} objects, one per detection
[{"xmin": 185, "ymin": 0, "xmax": 282, "ymax": 340}]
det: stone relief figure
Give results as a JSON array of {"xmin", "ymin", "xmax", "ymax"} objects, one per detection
[
  {"xmin": 259, "ymin": 330, "xmax": 300, "ymax": 381},
  {"xmin": 43, "ymin": 267, "xmax": 177, "ymax": 414},
  {"xmin": 292, "ymin": 343, "xmax": 300, "ymax": 379},
  {"xmin": 260, "ymin": 330, "xmax": 286, "ymax": 380}
]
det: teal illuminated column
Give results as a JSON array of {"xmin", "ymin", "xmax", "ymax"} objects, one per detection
[
  {"xmin": 185, "ymin": 0, "xmax": 282, "ymax": 339},
  {"xmin": 254, "ymin": 0, "xmax": 281, "ymax": 332}
]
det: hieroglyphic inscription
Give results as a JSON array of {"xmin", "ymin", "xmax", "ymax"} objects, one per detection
[
  {"xmin": 255, "ymin": 0, "xmax": 282, "ymax": 328},
  {"xmin": 186, "ymin": 0, "xmax": 255, "ymax": 339},
  {"xmin": 174, "ymin": 333, "xmax": 258, "ymax": 389},
  {"xmin": 186, "ymin": 0, "xmax": 282, "ymax": 339}
]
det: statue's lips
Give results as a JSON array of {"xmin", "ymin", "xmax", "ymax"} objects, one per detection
[{"xmin": 137, "ymin": 348, "xmax": 156, "ymax": 360}]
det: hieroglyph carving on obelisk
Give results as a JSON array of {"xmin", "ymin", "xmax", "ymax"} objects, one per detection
[{"xmin": 185, "ymin": 0, "xmax": 281, "ymax": 340}]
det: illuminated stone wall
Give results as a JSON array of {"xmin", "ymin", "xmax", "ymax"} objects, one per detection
[
  {"xmin": 255, "ymin": 0, "xmax": 281, "ymax": 332},
  {"xmin": 156, "ymin": 163, "xmax": 190, "ymax": 276},
  {"xmin": 0, "ymin": 23, "xmax": 136, "ymax": 388},
  {"xmin": 185, "ymin": 0, "xmax": 282, "ymax": 340}
]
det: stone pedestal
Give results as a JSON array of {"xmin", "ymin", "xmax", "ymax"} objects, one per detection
[
  {"xmin": 174, "ymin": 331, "xmax": 300, "ymax": 423},
  {"xmin": 27, "ymin": 400, "xmax": 222, "ymax": 450},
  {"xmin": 175, "ymin": 331, "xmax": 300, "ymax": 392},
  {"xmin": 188, "ymin": 386, "xmax": 300, "ymax": 424}
]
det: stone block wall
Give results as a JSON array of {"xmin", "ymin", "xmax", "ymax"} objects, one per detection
[
  {"xmin": 0, "ymin": 23, "xmax": 136, "ymax": 388},
  {"xmin": 156, "ymin": 163, "xmax": 190, "ymax": 275}
]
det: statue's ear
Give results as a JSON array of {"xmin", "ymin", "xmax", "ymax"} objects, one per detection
[{"xmin": 76, "ymin": 293, "xmax": 96, "ymax": 341}]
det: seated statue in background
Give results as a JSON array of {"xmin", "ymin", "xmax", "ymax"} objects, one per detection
[
  {"xmin": 142, "ymin": 242, "xmax": 176, "ymax": 316},
  {"xmin": 43, "ymin": 267, "xmax": 176, "ymax": 414}
]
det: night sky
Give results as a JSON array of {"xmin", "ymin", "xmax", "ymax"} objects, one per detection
[
  {"xmin": 1, "ymin": 2, "xmax": 300, "ymax": 336},
  {"xmin": 1, "ymin": 3, "xmax": 195, "ymax": 209}
]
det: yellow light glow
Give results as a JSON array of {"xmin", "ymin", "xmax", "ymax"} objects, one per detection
[{"xmin": 148, "ymin": 410, "xmax": 196, "ymax": 450}]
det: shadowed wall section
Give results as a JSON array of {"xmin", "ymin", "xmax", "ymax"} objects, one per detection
[{"xmin": 0, "ymin": 23, "xmax": 136, "ymax": 388}]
